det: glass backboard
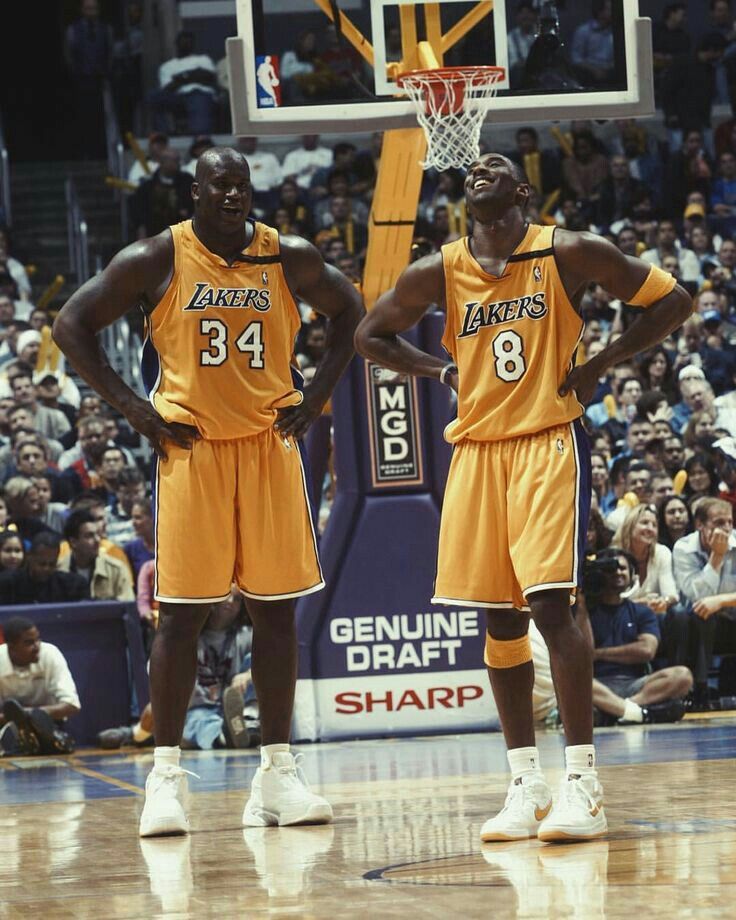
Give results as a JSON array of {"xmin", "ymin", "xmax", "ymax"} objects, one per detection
[{"xmin": 228, "ymin": 0, "xmax": 654, "ymax": 135}]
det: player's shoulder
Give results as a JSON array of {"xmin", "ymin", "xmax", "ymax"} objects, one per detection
[{"xmin": 110, "ymin": 229, "xmax": 173, "ymax": 273}]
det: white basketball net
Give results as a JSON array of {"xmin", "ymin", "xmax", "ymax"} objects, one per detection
[{"xmin": 398, "ymin": 67, "xmax": 505, "ymax": 172}]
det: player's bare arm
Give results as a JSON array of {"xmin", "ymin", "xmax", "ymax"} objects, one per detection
[
  {"xmin": 354, "ymin": 252, "xmax": 455, "ymax": 385},
  {"xmin": 555, "ymin": 230, "xmax": 693, "ymax": 404},
  {"xmin": 277, "ymin": 235, "xmax": 365, "ymax": 438},
  {"xmin": 52, "ymin": 233, "xmax": 199, "ymax": 460}
]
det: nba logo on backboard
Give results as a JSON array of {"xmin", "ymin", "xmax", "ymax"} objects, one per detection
[{"xmin": 255, "ymin": 54, "xmax": 281, "ymax": 108}]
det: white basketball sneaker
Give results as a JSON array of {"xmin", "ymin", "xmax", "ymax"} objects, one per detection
[
  {"xmin": 139, "ymin": 765, "xmax": 195, "ymax": 838},
  {"xmin": 480, "ymin": 775, "xmax": 553, "ymax": 842},
  {"xmin": 242, "ymin": 750, "xmax": 333, "ymax": 827},
  {"xmin": 537, "ymin": 774, "xmax": 608, "ymax": 843}
]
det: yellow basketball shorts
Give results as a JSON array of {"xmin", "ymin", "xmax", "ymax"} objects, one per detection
[
  {"xmin": 153, "ymin": 427, "xmax": 324, "ymax": 603},
  {"xmin": 432, "ymin": 420, "xmax": 591, "ymax": 611}
]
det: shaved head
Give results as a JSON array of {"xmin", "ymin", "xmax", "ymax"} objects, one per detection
[{"xmin": 194, "ymin": 146, "xmax": 250, "ymax": 183}]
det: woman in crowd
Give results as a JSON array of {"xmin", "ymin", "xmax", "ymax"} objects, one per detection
[
  {"xmin": 657, "ymin": 495, "xmax": 694, "ymax": 550},
  {"xmin": 3, "ymin": 477, "xmax": 51, "ymax": 544},
  {"xmin": 683, "ymin": 452, "xmax": 720, "ymax": 504},
  {"xmin": 0, "ymin": 529, "xmax": 24, "ymax": 572},
  {"xmin": 586, "ymin": 506, "xmax": 612, "ymax": 554},
  {"xmin": 683, "ymin": 408, "xmax": 718, "ymax": 450},
  {"xmin": 687, "ymin": 224, "xmax": 716, "ymax": 269},
  {"xmin": 591, "ymin": 451, "xmax": 617, "ymax": 515},
  {"xmin": 612, "ymin": 503, "xmax": 678, "ymax": 614},
  {"xmin": 638, "ymin": 346, "xmax": 677, "ymax": 404}
]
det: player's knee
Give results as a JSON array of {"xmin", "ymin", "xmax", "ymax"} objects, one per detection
[
  {"xmin": 484, "ymin": 632, "xmax": 532, "ymax": 669},
  {"xmin": 157, "ymin": 603, "xmax": 210, "ymax": 639},
  {"xmin": 672, "ymin": 666, "xmax": 693, "ymax": 695}
]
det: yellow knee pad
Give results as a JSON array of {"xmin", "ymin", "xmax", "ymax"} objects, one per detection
[{"xmin": 484, "ymin": 633, "xmax": 532, "ymax": 669}]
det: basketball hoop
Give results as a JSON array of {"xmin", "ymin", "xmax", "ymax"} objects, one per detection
[{"xmin": 397, "ymin": 66, "xmax": 505, "ymax": 172}]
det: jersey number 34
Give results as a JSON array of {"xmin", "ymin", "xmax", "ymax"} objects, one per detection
[{"xmin": 199, "ymin": 319, "xmax": 264, "ymax": 369}]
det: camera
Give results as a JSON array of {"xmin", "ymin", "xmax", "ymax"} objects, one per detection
[{"xmin": 582, "ymin": 554, "xmax": 621, "ymax": 597}]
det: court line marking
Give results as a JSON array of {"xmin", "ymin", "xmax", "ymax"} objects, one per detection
[{"xmin": 65, "ymin": 762, "xmax": 144, "ymax": 795}]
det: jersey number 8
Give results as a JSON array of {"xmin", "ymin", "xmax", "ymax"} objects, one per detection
[
  {"xmin": 200, "ymin": 319, "xmax": 265, "ymax": 369},
  {"xmin": 492, "ymin": 329, "xmax": 526, "ymax": 383}
]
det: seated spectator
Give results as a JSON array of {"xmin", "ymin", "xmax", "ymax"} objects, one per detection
[
  {"xmin": 0, "ymin": 532, "xmax": 89, "ymax": 605},
  {"xmin": 641, "ymin": 219, "xmax": 701, "ymax": 284},
  {"xmin": 314, "ymin": 171, "xmax": 369, "ymax": 228},
  {"xmin": 183, "ymin": 589, "xmax": 259, "ymax": 750},
  {"xmin": 310, "ymin": 142, "xmax": 361, "ymax": 200},
  {"xmin": 281, "ymin": 135, "xmax": 332, "ymax": 190},
  {"xmin": 319, "ymin": 196, "xmax": 368, "ymax": 257},
  {"xmin": 149, "ymin": 31, "xmax": 218, "ymax": 135},
  {"xmin": 663, "ymin": 129, "xmax": 713, "ymax": 217},
  {"xmin": 586, "ymin": 361, "xmax": 639, "ymax": 428},
  {"xmin": 271, "ymin": 178, "xmax": 313, "ymax": 237},
  {"xmin": 673, "ymin": 497, "xmax": 736, "ymax": 702},
  {"xmin": 280, "ymin": 31, "xmax": 317, "ymax": 103},
  {"xmin": 683, "ymin": 409, "xmax": 719, "ymax": 450},
  {"xmin": 61, "ymin": 492, "xmax": 131, "ymax": 573},
  {"xmin": 662, "ymin": 432, "xmax": 686, "ymax": 478},
  {"xmin": 0, "ymin": 229, "xmax": 32, "ymax": 302},
  {"xmin": 296, "ymin": 322, "xmax": 327, "ymax": 381},
  {"xmin": 3, "ymin": 477, "xmax": 54, "ymax": 545},
  {"xmin": 34, "ymin": 371, "xmax": 80, "ymax": 422},
  {"xmin": 237, "ymin": 137, "xmax": 282, "ymax": 211},
  {"xmin": 578, "ymin": 548, "xmax": 692, "ymax": 718},
  {"xmin": 671, "ymin": 366, "xmax": 715, "ymax": 433},
  {"xmin": 712, "ymin": 436, "xmax": 736, "ymax": 508},
  {"xmin": 131, "ymin": 148, "xmax": 193, "ymax": 239},
  {"xmin": 124, "ymin": 498, "xmax": 154, "ymax": 581},
  {"xmin": 127, "ymin": 132, "xmax": 169, "ymax": 187},
  {"xmin": 595, "ymin": 154, "xmax": 646, "ymax": 230},
  {"xmin": 658, "ymin": 494, "xmax": 694, "ymax": 550},
  {"xmin": 710, "ymin": 150, "xmax": 736, "ymax": 217},
  {"xmin": 106, "ymin": 467, "xmax": 146, "ymax": 545},
  {"xmin": 58, "ymin": 510, "xmax": 134, "ymax": 601},
  {"xmin": 637, "ymin": 346, "xmax": 677, "ymax": 403},
  {"xmin": 683, "ymin": 453, "xmax": 721, "ymax": 505},
  {"xmin": 586, "ymin": 506, "xmax": 612, "ymax": 554},
  {"xmin": 97, "ymin": 700, "xmax": 154, "ymax": 749},
  {"xmin": 571, "ymin": 0, "xmax": 615, "ymax": 86},
  {"xmin": 612, "ymin": 503, "xmax": 677, "ymax": 606},
  {"xmin": 0, "ymin": 530, "xmax": 24, "ymax": 573},
  {"xmin": 31, "ymin": 475, "xmax": 67, "ymax": 533},
  {"xmin": 10, "ymin": 370, "xmax": 71, "ymax": 441},
  {"xmin": 506, "ymin": 3, "xmax": 539, "ymax": 88},
  {"xmin": 651, "ymin": 470, "xmax": 675, "ymax": 502},
  {"xmin": 94, "ymin": 445, "xmax": 128, "ymax": 506},
  {"xmin": 592, "ymin": 450, "xmax": 616, "ymax": 514},
  {"xmin": 0, "ymin": 616, "xmax": 80, "ymax": 755},
  {"xmin": 182, "ymin": 135, "xmax": 214, "ymax": 177},
  {"xmin": 59, "ymin": 393, "xmax": 104, "ymax": 450},
  {"xmin": 606, "ymin": 461, "xmax": 655, "ymax": 532},
  {"xmin": 561, "ymin": 130, "xmax": 609, "ymax": 206},
  {"xmin": 59, "ymin": 414, "xmax": 108, "ymax": 474}
]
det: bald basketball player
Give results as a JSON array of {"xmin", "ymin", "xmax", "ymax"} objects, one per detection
[
  {"xmin": 54, "ymin": 147, "xmax": 363, "ymax": 836},
  {"xmin": 355, "ymin": 153, "xmax": 692, "ymax": 843}
]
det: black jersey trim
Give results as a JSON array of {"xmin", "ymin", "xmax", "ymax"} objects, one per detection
[
  {"xmin": 506, "ymin": 247, "xmax": 555, "ymax": 263},
  {"xmin": 232, "ymin": 253, "xmax": 282, "ymax": 265}
]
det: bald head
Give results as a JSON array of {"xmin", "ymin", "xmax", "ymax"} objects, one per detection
[{"xmin": 194, "ymin": 146, "xmax": 249, "ymax": 183}]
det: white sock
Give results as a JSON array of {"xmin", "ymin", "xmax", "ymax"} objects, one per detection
[
  {"xmin": 618, "ymin": 699, "xmax": 644, "ymax": 724},
  {"xmin": 153, "ymin": 745, "xmax": 180, "ymax": 770},
  {"xmin": 565, "ymin": 744, "xmax": 596, "ymax": 777},
  {"xmin": 132, "ymin": 722, "xmax": 152, "ymax": 743},
  {"xmin": 507, "ymin": 746, "xmax": 543, "ymax": 783},
  {"xmin": 261, "ymin": 742, "xmax": 289, "ymax": 767}
]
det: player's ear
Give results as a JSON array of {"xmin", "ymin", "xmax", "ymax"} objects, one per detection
[
  {"xmin": 517, "ymin": 182, "xmax": 531, "ymax": 212},
  {"xmin": 191, "ymin": 181, "xmax": 199, "ymax": 203}
]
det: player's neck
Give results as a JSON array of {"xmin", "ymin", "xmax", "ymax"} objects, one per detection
[
  {"xmin": 470, "ymin": 211, "xmax": 528, "ymax": 259},
  {"xmin": 192, "ymin": 217, "xmax": 253, "ymax": 263}
]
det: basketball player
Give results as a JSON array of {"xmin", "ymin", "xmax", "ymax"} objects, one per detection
[
  {"xmin": 53, "ymin": 147, "xmax": 363, "ymax": 836},
  {"xmin": 355, "ymin": 153, "xmax": 692, "ymax": 842}
]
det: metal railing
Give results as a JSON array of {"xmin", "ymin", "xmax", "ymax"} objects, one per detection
[
  {"xmin": 102, "ymin": 79, "xmax": 129, "ymax": 242},
  {"xmin": 65, "ymin": 177, "xmax": 90, "ymax": 284},
  {"xmin": 0, "ymin": 111, "xmax": 11, "ymax": 227}
]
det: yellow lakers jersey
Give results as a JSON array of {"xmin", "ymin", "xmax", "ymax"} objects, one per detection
[
  {"xmin": 142, "ymin": 219, "xmax": 303, "ymax": 439},
  {"xmin": 441, "ymin": 223, "xmax": 584, "ymax": 443}
]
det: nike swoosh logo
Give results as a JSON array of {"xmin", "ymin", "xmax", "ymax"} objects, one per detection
[
  {"xmin": 535, "ymin": 802, "xmax": 552, "ymax": 821},
  {"xmin": 589, "ymin": 805, "xmax": 600, "ymax": 817}
]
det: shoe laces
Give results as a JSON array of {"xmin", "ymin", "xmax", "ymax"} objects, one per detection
[
  {"xmin": 559, "ymin": 775, "xmax": 599, "ymax": 811},
  {"xmin": 152, "ymin": 765, "xmax": 200, "ymax": 787},
  {"xmin": 270, "ymin": 752, "xmax": 311, "ymax": 789},
  {"xmin": 500, "ymin": 777, "xmax": 539, "ymax": 813}
]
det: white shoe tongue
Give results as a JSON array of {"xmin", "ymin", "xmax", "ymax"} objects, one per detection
[{"xmin": 271, "ymin": 752, "xmax": 294, "ymax": 768}]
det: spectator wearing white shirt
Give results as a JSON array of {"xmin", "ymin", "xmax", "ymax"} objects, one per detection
[
  {"xmin": 238, "ymin": 137, "xmax": 283, "ymax": 211},
  {"xmin": 641, "ymin": 219, "xmax": 701, "ymax": 283},
  {"xmin": 150, "ymin": 31, "xmax": 218, "ymax": 135},
  {"xmin": 281, "ymin": 135, "xmax": 333, "ymax": 190},
  {"xmin": 673, "ymin": 497, "xmax": 736, "ymax": 701},
  {"xmin": 0, "ymin": 616, "xmax": 80, "ymax": 755},
  {"xmin": 127, "ymin": 132, "xmax": 169, "ymax": 187}
]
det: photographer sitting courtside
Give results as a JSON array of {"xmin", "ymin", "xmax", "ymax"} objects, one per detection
[{"xmin": 577, "ymin": 548, "xmax": 693, "ymax": 722}]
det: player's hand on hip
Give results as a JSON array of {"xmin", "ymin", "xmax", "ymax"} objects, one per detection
[
  {"xmin": 558, "ymin": 364, "xmax": 598, "ymax": 406},
  {"xmin": 274, "ymin": 390, "xmax": 324, "ymax": 440},
  {"xmin": 125, "ymin": 398, "xmax": 199, "ymax": 461}
]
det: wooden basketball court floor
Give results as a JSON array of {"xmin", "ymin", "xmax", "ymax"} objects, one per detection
[{"xmin": 1, "ymin": 719, "xmax": 736, "ymax": 919}]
